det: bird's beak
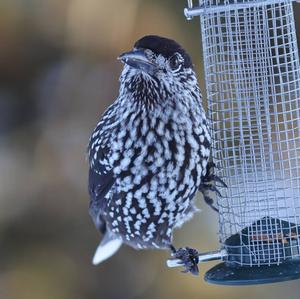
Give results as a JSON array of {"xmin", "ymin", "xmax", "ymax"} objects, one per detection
[{"xmin": 118, "ymin": 49, "xmax": 157, "ymax": 74}]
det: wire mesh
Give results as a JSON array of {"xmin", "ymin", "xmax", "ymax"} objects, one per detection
[{"xmin": 200, "ymin": 0, "xmax": 300, "ymax": 266}]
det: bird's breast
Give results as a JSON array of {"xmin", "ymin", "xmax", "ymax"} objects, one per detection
[
  {"xmin": 104, "ymin": 105, "xmax": 210, "ymax": 248},
  {"xmin": 111, "ymin": 112, "xmax": 208, "ymax": 196}
]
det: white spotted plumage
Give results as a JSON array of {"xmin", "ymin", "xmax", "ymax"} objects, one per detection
[{"xmin": 88, "ymin": 35, "xmax": 211, "ymax": 265}]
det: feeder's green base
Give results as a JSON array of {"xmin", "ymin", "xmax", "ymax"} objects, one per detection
[{"xmin": 205, "ymin": 260, "xmax": 300, "ymax": 285}]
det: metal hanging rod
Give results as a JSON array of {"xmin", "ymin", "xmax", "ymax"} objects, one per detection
[{"xmin": 185, "ymin": 0, "xmax": 298, "ymax": 20}]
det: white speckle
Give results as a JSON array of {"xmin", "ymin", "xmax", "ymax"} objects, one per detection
[
  {"xmin": 167, "ymin": 162, "xmax": 174, "ymax": 174},
  {"xmin": 134, "ymin": 220, "xmax": 141, "ymax": 230},
  {"xmin": 150, "ymin": 177, "xmax": 158, "ymax": 191},
  {"xmin": 165, "ymin": 129, "xmax": 171, "ymax": 141},
  {"xmin": 169, "ymin": 178, "xmax": 177, "ymax": 190},
  {"xmin": 146, "ymin": 131, "xmax": 155, "ymax": 144},
  {"xmin": 125, "ymin": 149, "xmax": 134, "ymax": 159},
  {"xmin": 133, "ymin": 174, "xmax": 142, "ymax": 185},
  {"xmin": 125, "ymin": 138, "xmax": 133, "ymax": 149},
  {"xmin": 123, "ymin": 176, "xmax": 132, "ymax": 186},
  {"xmin": 92, "ymin": 131, "xmax": 99, "ymax": 138},
  {"xmin": 117, "ymin": 128, "xmax": 127, "ymax": 139},
  {"xmin": 114, "ymin": 166, "xmax": 121, "ymax": 175},
  {"xmin": 120, "ymin": 157, "xmax": 131, "ymax": 170},
  {"xmin": 143, "ymin": 235, "xmax": 151, "ymax": 242},
  {"xmin": 183, "ymin": 170, "xmax": 191, "ymax": 184},
  {"xmin": 200, "ymin": 145, "xmax": 210, "ymax": 157},
  {"xmin": 141, "ymin": 119, "xmax": 148, "ymax": 136},
  {"xmin": 157, "ymin": 121, "xmax": 165, "ymax": 136},
  {"xmin": 148, "ymin": 222, "xmax": 156, "ymax": 230},
  {"xmin": 148, "ymin": 190, "xmax": 156, "ymax": 199},
  {"xmin": 155, "ymin": 157, "xmax": 164, "ymax": 168},
  {"xmin": 124, "ymin": 215, "xmax": 132, "ymax": 234},
  {"xmin": 142, "ymin": 208, "xmax": 150, "ymax": 218},
  {"xmin": 149, "ymin": 163, "xmax": 157, "ymax": 173},
  {"xmin": 112, "ymin": 227, "xmax": 119, "ymax": 233},
  {"xmin": 130, "ymin": 126, "xmax": 137, "ymax": 140},
  {"xmin": 130, "ymin": 207, "xmax": 136, "ymax": 214},
  {"xmin": 167, "ymin": 228, "xmax": 172, "ymax": 236},
  {"xmin": 152, "ymin": 199, "xmax": 161, "ymax": 216},
  {"xmin": 158, "ymin": 212, "xmax": 168, "ymax": 224},
  {"xmin": 111, "ymin": 151, "xmax": 120, "ymax": 162},
  {"xmin": 152, "ymin": 242, "xmax": 160, "ymax": 249},
  {"xmin": 178, "ymin": 183, "xmax": 185, "ymax": 192},
  {"xmin": 199, "ymin": 135, "xmax": 204, "ymax": 143},
  {"xmin": 125, "ymin": 196, "xmax": 132, "ymax": 208},
  {"xmin": 138, "ymin": 197, "xmax": 147, "ymax": 209},
  {"xmin": 194, "ymin": 125, "xmax": 203, "ymax": 135},
  {"xmin": 134, "ymin": 189, "xmax": 143, "ymax": 199},
  {"xmin": 155, "ymin": 142, "xmax": 163, "ymax": 154},
  {"xmin": 187, "ymin": 134, "xmax": 199, "ymax": 150},
  {"xmin": 158, "ymin": 173, "xmax": 167, "ymax": 185},
  {"xmin": 141, "ymin": 183, "xmax": 149, "ymax": 194}
]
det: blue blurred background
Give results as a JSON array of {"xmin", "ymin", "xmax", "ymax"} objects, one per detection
[{"xmin": 1, "ymin": 1, "xmax": 300, "ymax": 298}]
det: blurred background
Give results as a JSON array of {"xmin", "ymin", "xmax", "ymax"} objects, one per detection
[{"xmin": 1, "ymin": 1, "xmax": 300, "ymax": 298}]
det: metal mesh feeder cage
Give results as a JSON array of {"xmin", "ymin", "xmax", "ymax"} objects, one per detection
[{"xmin": 168, "ymin": 0, "xmax": 300, "ymax": 285}]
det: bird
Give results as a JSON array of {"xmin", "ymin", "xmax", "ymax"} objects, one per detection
[{"xmin": 87, "ymin": 35, "xmax": 225, "ymax": 275}]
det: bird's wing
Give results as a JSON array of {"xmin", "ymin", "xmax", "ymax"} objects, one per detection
[
  {"xmin": 88, "ymin": 102, "xmax": 119, "ymax": 175},
  {"xmin": 88, "ymin": 102, "xmax": 120, "ymax": 229}
]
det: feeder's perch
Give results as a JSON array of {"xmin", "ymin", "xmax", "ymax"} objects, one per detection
[{"xmin": 168, "ymin": 0, "xmax": 300, "ymax": 285}]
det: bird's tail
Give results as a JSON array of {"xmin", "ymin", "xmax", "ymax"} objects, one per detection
[{"xmin": 92, "ymin": 232, "xmax": 123, "ymax": 265}]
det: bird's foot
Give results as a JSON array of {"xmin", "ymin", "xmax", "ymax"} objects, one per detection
[
  {"xmin": 203, "ymin": 162, "xmax": 227, "ymax": 188},
  {"xmin": 170, "ymin": 246, "xmax": 199, "ymax": 275},
  {"xmin": 199, "ymin": 161, "xmax": 227, "ymax": 212}
]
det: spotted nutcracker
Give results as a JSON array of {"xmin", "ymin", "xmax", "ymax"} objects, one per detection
[{"xmin": 88, "ymin": 35, "xmax": 224, "ymax": 275}]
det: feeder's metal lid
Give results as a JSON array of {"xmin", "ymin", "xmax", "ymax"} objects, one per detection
[
  {"xmin": 184, "ymin": 0, "xmax": 298, "ymax": 19},
  {"xmin": 205, "ymin": 260, "xmax": 300, "ymax": 285}
]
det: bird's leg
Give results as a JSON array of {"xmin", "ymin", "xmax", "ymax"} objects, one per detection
[{"xmin": 169, "ymin": 245, "xmax": 199, "ymax": 275}]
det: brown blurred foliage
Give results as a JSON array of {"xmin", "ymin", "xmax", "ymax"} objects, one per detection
[{"xmin": 1, "ymin": 1, "xmax": 300, "ymax": 299}]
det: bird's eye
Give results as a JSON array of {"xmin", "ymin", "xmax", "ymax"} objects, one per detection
[{"xmin": 169, "ymin": 55, "xmax": 182, "ymax": 70}]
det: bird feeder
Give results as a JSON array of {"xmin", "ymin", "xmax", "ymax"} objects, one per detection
[{"xmin": 168, "ymin": 0, "xmax": 300, "ymax": 285}]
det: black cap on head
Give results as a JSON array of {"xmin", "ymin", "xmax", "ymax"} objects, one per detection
[{"xmin": 134, "ymin": 35, "xmax": 193, "ymax": 69}]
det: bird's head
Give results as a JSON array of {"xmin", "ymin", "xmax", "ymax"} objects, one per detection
[{"xmin": 118, "ymin": 35, "xmax": 199, "ymax": 105}]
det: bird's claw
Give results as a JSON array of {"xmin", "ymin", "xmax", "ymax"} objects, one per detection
[
  {"xmin": 171, "ymin": 247, "xmax": 199, "ymax": 275},
  {"xmin": 199, "ymin": 161, "xmax": 227, "ymax": 212}
]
